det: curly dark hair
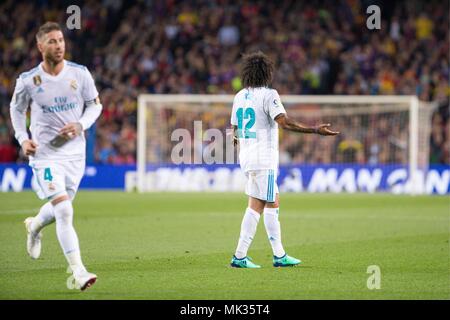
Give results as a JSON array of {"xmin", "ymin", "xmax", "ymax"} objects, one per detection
[{"xmin": 240, "ymin": 51, "xmax": 274, "ymax": 88}]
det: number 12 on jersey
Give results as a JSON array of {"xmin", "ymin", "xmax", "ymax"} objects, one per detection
[{"xmin": 236, "ymin": 107, "xmax": 256, "ymax": 139}]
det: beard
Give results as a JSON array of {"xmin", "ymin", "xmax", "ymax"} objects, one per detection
[{"xmin": 45, "ymin": 51, "xmax": 64, "ymax": 65}]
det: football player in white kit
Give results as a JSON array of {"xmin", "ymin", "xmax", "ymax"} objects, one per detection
[
  {"xmin": 9, "ymin": 22, "xmax": 102, "ymax": 289},
  {"xmin": 230, "ymin": 52, "xmax": 339, "ymax": 268}
]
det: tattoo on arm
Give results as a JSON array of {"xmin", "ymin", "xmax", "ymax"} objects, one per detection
[{"xmin": 275, "ymin": 114, "xmax": 317, "ymax": 133}]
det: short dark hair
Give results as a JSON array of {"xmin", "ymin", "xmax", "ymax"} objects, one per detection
[
  {"xmin": 36, "ymin": 22, "xmax": 62, "ymax": 42},
  {"xmin": 240, "ymin": 51, "xmax": 274, "ymax": 88}
]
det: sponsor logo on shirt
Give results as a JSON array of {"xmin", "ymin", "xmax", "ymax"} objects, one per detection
[{"xmin": 40, "ymin": 96, "xmax": 78, "ymax": 113}]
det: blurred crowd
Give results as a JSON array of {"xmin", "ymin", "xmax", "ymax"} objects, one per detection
[
  {"xmin": 152, "ymin": 103, "xmax": 424, "ymax": 166},
  {"xmin": 0, "ymin": 0, "xmax": 448, "ymax": 165}
]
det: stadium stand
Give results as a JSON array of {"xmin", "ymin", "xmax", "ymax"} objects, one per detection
[{"xmin": 0, "ymin": 0, "xmax": 448, "ymax": 164}]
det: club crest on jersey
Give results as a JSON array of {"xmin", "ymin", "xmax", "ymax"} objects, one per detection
[
  {"xmin": 70, "ymin": 79, "xmax": 78, "ymax": 90},
  {"xmin": 33, "ymin": 75, "xmax": 42, "ymax": 86}
]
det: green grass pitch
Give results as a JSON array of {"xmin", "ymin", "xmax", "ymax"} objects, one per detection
[{"xmin": 0, "ymin": 191, "xmax": 448, "ymax": 300}]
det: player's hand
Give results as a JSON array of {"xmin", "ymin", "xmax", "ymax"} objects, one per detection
[
  {"xmin": 22, "ymin": 140, "xmax": 38, "ymax": 156},
  {"xmin": 315, "ymin": 124, "xmax": 339, "ymax": 136},
  {"xmin": 228, "ymin": 126, "xmax": 239, "ymax": 147},
  {"xmin": 233, "ymin": 135, "xmax": 238, "ymax": 147},
  {"xmin": 59, "ymin": 122, "xmax": 83, "ymax": 139}
]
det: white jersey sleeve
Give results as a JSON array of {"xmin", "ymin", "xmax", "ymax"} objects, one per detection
[
  {"xmin": 78, "ymin": 99, "xmax": 102, "ymax": 131},
  {"xmin": 78, "ymin": 68, "xmax": 101, "ymax": 130},
  {"xmin": 81, "ymin": 69, "xmax": 99, "ymax": 102},
  {"xmin": 266, "ymin": 89, "xmax": 286, "ymax": 120},
  {"xmin": 10, "ymin": 76, "xmax": 31, "ymax": 145}
]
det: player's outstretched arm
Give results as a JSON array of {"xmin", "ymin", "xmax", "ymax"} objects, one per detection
[{"xmin": 275, "ymin": 113, "xmax": 339, "ymax": 136}]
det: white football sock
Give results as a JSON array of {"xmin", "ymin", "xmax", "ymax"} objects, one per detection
[
  {"xmin": 30, "ymin": 202, "xmax": 55, "ymax": 234},
  {"xmin": 54, "ymin": 200, "xmax": 86, "ymax": 273},
  {"xmin": 235, "ymin": 207, "xmax": 261, "ymax": 259},
  {"xmin": 65, "ymin": 251, "xmax": 86, "ymax": 274},
  {"xmin": 263, "ymin": 207, "xmax": 286, "ymax": 258}
]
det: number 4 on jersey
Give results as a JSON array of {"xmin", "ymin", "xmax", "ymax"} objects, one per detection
[
  {"xmin": 236, "ymin": 107, "xmax": 256, "ymax": 139},
  {"xmin": 44, "ymin": 168, "xmax": 53, "ymax": 181}
]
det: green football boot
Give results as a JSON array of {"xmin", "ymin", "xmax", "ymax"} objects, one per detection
[
  {"xmin": 273, "ymin": 254, "xmax": 301, "ymax": 267},
  {"xmin": 230, "ymin": 255, "xmax": 261, "ymax": 268}
]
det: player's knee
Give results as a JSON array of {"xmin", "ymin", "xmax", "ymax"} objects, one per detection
[
  {"xmin": 65, "ymin": 189, "xmax": 77, "ymax": 201},
  {"xmin": 265, "ymin": 196, "xmax": 279, "ymax": 208},
  {"xmin": 248, "ymin": 196, "xmax": 265, "ymax": 213},
  {"xmin": 53, "ymin": 199, "xmax": 73, "ymax": 225},
  {"xmin": 265, "ymin": 201, "xmax": 279, "ymax": 209},
  {"xmin": 51, "ymin": 194, "xmax": 70, "ymax": 206}
]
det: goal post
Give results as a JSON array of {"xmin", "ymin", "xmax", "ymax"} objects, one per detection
[{"xmin": 137, "ymin": 94, "xmax": 436, "ymax": 194}]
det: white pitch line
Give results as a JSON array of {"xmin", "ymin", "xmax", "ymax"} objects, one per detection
[
  {"xmin": 0, "ymin": 208, "xmax": 40, "ymax": 215},
  {"xmin": 206, "ymin": 212, "xmax": 449, "ymax": 222},
  {"xmin": 281, "ymin": 213, "xmax": 449, "ymax": 222}
]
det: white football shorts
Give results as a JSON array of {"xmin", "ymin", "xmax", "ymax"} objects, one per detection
[
  {"xmin": 245, "ymin": 169, "xmax": 278, "ymax": 203},
  {"xmin": 30, "ymin": 160, "xmax": 85, "ymax": 201}
]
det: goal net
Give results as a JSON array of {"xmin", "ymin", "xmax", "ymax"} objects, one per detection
[{"xmin": 136, "ymin": 95, "xmax": 436, "ymax": 194}]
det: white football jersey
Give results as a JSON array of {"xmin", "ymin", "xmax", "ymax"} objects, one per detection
[
  {"xmin": 10, "ymin": 60, "xmax": 99, "ymax": 162},
  {"xmin": 231, "ymin": 87, "xmax": 286, "ymax": 172}
]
